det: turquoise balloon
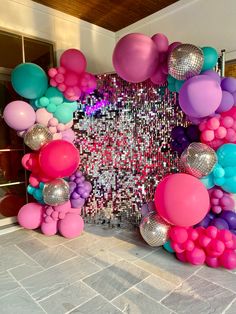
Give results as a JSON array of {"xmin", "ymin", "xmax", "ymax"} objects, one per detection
[
  {"xmin": 222, "ymin": 176, "xmax": 236, "ymax": 193},
  {"xmin": 168, "ymin": 83, "xmax": 176, "ymax": 93},
  {"xmin": 175, "ymin": 79, "xmax": 185, "ymax": 92},
  {"xmin": 167, "ymin": 75, "xmax": 176, "ymax": 84},
  {"xmin": 163, "ymin": 241, "xmax": 174, "ymax": 253},
  {"xmin": 217, "ymin": 143, "xmax": 236, "ymax": 167},
  {"xmin": 200, "ymin": 173, "xmax": 215, "ymax": 189},
  {"xmin": 11, "ymin": 63, "xmax": 48, "ymax": 99},
  {"xmin": 45, "ymin": 87, "xmax": 63, "ymax": 105},
  {"xmin": 201, "ymin": 47, "xmax": 218, "ymax": 71},
  {"xmin": 54, "ymin": 105, "xmax": 74, "ymax": 123}
]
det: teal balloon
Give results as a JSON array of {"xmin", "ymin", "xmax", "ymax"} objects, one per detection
[
  {"xmin": 201, "ymin": 47, "xmax": 218, "ymax": 71},
  {"xmin": 163, "ymin": 241, "xmax": 174, "ymax": 253},
  {"xmin": 217, "ymin": 144, "xmax": 236, "ymax": 167},
  {"xmin": 222, "ymin": 176, "xmax": 236, "ymax": 193},
  {"xmin": 167, "ymin": 75, "xmax": 176, "ymax": 84},
  {"xmin": 63, "ymin": 99, "xmax": 78, "ymax": 111},
  {"xmin": 175, "ymin": 79, "xmax": 185, "ymax": 92},
  {"xmin": 45, "ymin": 87, "xmax": 63, "ymax": 105},
  {"xmin": 54, "ymin": 105, "xmax": 74, "ymax": 123},
  {"xmin": 200, "ymin": 173, "xmax": 215, "ymax": 189},
  {"xmin": 168, "ymin": 83, "xmax": 176, "ymax": 93},
  {"xmin": 11, "ymin": 63, "xmax": 48, "ymax": 99}
]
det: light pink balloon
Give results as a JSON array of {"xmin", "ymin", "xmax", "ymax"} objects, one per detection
[
  {"xmin": 58, "ymin": 213, "xmax": 84, "ymax": 239},
  {"xmin": 53, "ymin": 132, "xmax": 62, "ymax": 140},
  {"xmin": 62, "ymin": 128, "xmax": 76, "ymax": 143},
  {"xmin": 113, "ymin": 33, "xmax": 159, "ymax": 83},
  {"xmin": 60, "ymin": 49, "xmax": 87, "ymax": 75},
  {"xmin": 36, "ymin": 108, "xmax": 53, "ymax": 126},
  {"xmin": 151, "ymin": 33, "xmax": 169, "ymax": 52},
  {"xmin": 41, "ymin": 220, "xmax": 58, "ymax": 236},
  {"xmin": 18, "ymin": 203, "xmax": 44, "ymax": 229}
]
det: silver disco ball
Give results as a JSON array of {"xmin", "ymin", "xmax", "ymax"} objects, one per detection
[
  {"xmin": 43, "ymin": 179, "xmax": 70, "ymax": 206},
  {"xmin": 139, "ymin": 212, "xmax": 170, "ymax": 247},
  {"xmin": 24, "ymin": 124, "xmax": 53, "ymax": 151},
  {"xmin": 180, "ymin": 142, "xmax": 217, "ymax": 178},
  {"xmin": 168, "ymin": 44, "xmax": 204, "ymax": 80}
]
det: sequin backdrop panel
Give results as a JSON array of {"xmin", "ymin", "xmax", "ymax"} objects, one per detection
[{"xmin": 74, "ymin": 74, "xmax": 185, "ymax": 226}]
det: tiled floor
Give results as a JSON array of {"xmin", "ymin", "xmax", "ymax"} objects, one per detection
[{"xmin": 0, "ymin": 225, "xmax": 235, "ymax": 314}]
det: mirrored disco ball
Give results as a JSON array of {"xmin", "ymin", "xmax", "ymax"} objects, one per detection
[
  {"xmin": 180, "ymin": 142, "xmax": 217, "ymax": 178},
  {"xmin": 43, "ymin": 179, "xmax": 70, "ymax": 206},
  {"xmin": 139, "ymin": 212, "xmax": 170, "ymax": 247},
  {"xmin": 168, "ymin": 44, "xmax": 204, "ymax": 80},
  {"xmin": 24, "ymin": 124, "xmax": 53, "ymax": 151}
]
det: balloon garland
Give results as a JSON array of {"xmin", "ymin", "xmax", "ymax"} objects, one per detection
[
  {"xmin": 3, "ymin": 49, "xmax": 96, "ymax": 239},
  {"xmin": 113, "ymin": 33, "xmax": 236, "ymax": 269}
]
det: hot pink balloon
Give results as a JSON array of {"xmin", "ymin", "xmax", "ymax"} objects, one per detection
[
  {"xmin": 60, "ymin": 49, "xmax": 87, "ymax": 75},
  {"xmin": 18, "ymin": 203, "xmax": 44, "ymax": 229},
  {"xmin": 151, "ymin": 33, "xmax": 169, "ymax": 52},
  {"xmin": 179, "ymin": 75, "xmax": 222, "ymax": 118},
  {"xmin": 58, "ymin": 213, "xmax": 84, "ymax": 238},
  {"xmin": 3, "ymin": 101, "xmax": 36, "ymax": 131},
  {"xmin": 112, "ymin": 33, "xmax": 159, "ymax": 83},
  {"xmin": 41, "ymin": 220, "xmax": 58, "ymax": 236},
  {"xmin": 150, "ymin": 68, "xmax": 167, "ymax": 85},
  {"xmin": 64, "ymin": 72, "xmax": 79, "ymax": 86},
  {"xmin": 154, "ymin": 173, "xmax": 210, "ymax": 226}
]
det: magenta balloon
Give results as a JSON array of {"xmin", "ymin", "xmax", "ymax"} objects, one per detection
[
  {"xmin": 112, "ymin": 33, "xmax": 159, "ymax": 83},
  {"xmin": 150, "ymin": 67, "xmax": 167, "ymax": 85},
  {"xmin": 216, "ymin": 91, "xmax": 234, "ymax": 113},
  {"xmin": 3, "ymin": 101, "xmax": 36, "ymax": 131},
  {"xmin": 168, "ymin": 42, "xmax": 181, "ymax": 54},
  {"xmin": 60, "ymin": 49, "xmax": 87, "ymax": 75},
  {"xmin": 202, "ymin": 70, "xmax": 221, "ymax": 84},
  {"xmin": 151, "ymin": 33, "xmax": 169, "ymax": 52},
  {"xmin": 179, "ymin": 75, "xmax": 222, "ymax": 118}
]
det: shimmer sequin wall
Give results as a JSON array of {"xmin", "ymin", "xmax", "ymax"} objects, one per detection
[{"xmin": 74, "ymin": 74, "xmax": 185, "ymax": 226}]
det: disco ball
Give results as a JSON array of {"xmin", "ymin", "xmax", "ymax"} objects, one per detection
[
  {"xmin": 180, "ymin": 142, "xmax": 217, "ymax": 178},
  {"xmin": 43, "ymin": 179, "xmax": 70, "ymax": 206},
  {"xmin": 168, "ymin": 44, "xmax": 204, "ymax": 80},
  {"xmin": 139, "ymin": 212, "xmax": 170, "ymax": 247},
  {"xmin": 24, "ymin": 124, "xmax": 53, "ymax": 151}
]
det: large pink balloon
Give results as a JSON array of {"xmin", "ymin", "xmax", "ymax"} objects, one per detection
[
  {"xmin": 3, "ymin": 101, "xmax": 36, "ymax": 131},
  {"xmin": 154, "ymin": 173, "xmax": 210, "ymax": 226},
  {"xmin": 179, "ymin": 75, "xmax": 222, "ymax": 118},
  {"xmin": 18, "ymin": 203, "xmax": 43, "ymax": 229},
  {"xmin": 58, "ymin": 213, "xmax": 84, "ymax": 238},
  {"xmin": 60, "ymin": 49, "xmax": 87, "ymax": 75},
  {"xmin": 112, "ymin": 33, "xmax": 159, "ymax": 83},
  {"xmin": 39, "ymin": 140, "xmax": 80, "ymax": 178}
]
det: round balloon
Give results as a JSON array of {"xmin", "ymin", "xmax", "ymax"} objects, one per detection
[
  {"xmin": 179, "ymin": 75, "xmax": 222, "ymax": 118},
  {"xmin": 17, "ymin": 202, "xmax": 44, "ymax": 229},
  {"xmin": 112, "ymin": 33, "xmax": 159, "ymax": 83},
  {"xmin": 201, "ymin": 47, "xmax": 218, "ymax": 71},
  {"xmin": 11, "ymin": 63, "xmax": 48, "ymax": 99},
  {"xmin": 3, "ymin": 101, "xmax": 36, "ymax": 131},
  {"xmin": 39, "ymin": 140, "xmax": 80, "ymax": 178},
  {"xmin": 60, "ymin": 49, "xmax": 87, "ymax": 75},
  {"xmin": 58, "ymin": 213, "xmax": 84, "ymax": 238},
  {"xmin": 154, "ymin": 173, "xmax": 210, "ymax": 226}
]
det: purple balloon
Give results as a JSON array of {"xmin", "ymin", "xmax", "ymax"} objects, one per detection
[
  {"xmin": 75, "ymin": 171, "xmax": 83, "ymax": 178},
  {"xmin": 81, "ymin": 192, "xmax": 90, "ymax": 199},
  {"xmin": 230, "ymin": 229, "xmax": 236, "ymax": 235},
  {"xmin": 69, "ymin": 175, "xmax": 76, "ymax": 181},
  {"xmin": 72, "ymin": 191, "xmax": 80, "ymax": 199},
  {"xmin": 216, "ymin": 91, "xmax": 234, "ymax": 113},
  {"xmin": 195, "ymin": 215, "xmax": 211, "ymax": 228},
  {"xmin": 221, "ymin": 77, "xmax": 236, "ymax": 93},
  {"xmin": 75, "ymin": 177, "xmax": 85, "ymax": 184},
  {"xmin": 76, "ymin": 187, "xmax": 86, "ymax": 195},
  {"xmin": 210, "ymin": 218, "xmax": 229, "ymax": 229},
  {"xmin": 171, "ymin": 126, "xmax": 185, "ymax": 139},
  {"xmin": 83, "ymin": 181, "xmax": 92, "ymax": 193},
  {"xmin": 71, "ymin": 197, "xmax": 85, "ymax": 209},
  {"xmin": 3, "ymin": 101, "xmax": 36, "ymax": 131},
  {"xmin": 187, "ymin": 116, "xmax": 205, "ymax": 125},
  {"xmin": 232, "ymin": 91, "xmax": 236, "ymax": 105},
  {"xmin": 69, "ymin": 182, "xmax": 76, "ymax": 193},
  {"xmin": 219, "ymin": 211, "xmax": 236, "ymax": 229},
  {"xmin": 202, "ymin": 70, "xmax": 221, "ymax": 84},
  {"xmin": 179, "ymin": 75, "xmax": 222, "ymax": 118},
  {"xmin": 186, "ymin": 125, "xmax": 200, "ymax": 141}
]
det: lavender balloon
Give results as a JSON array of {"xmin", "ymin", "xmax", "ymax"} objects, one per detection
[{"xmin": 216, "ymin": 91, "xmax": 234, "ymax": 113}]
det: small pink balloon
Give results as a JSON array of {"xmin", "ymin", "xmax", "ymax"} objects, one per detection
[
  {"xmin": 58, "ymin": 83, "xmax": 66, "ymax": 92},
  {"xmin": 49, "ymin": 126, "xmax": 57, "ymax": 134},
  {"xmin": 176, "ymin": 252, "xmax": 187, "ymax": 262},
  {"xmin": 150, "ymin": 68, "xmax": 167, "ymax": 85},
  {"xmin": 219, "ymin": 249, "xmax": 236, "ymax": 269},
  {"xmin": 58, "ymin": 213, "xmax": 84, "ymax": 239},
  {"xmin": 205, "ymin": 256, "xmax": 220, "ymax": 268},
  {"xmin": 60, "ymin": 49, "xmax": 87, "ymax": 75},
  {"xmin": 169, "ymin": 227, "xmax": 188, "ymax": 243},
  {"xmin": 48, "ymin": 68, "xmax": 57, "ymax": 78},
  {"xmin": 18, "ymin": 203, "xmax": 43, "ymax": 229},
  {"xmin": 201, "ymin": 130, "xmax": 215, "ymax": 142},
  {"xmin": 53, "ymin": 132, "xmax": 62, "ymax": 140},
  {"xmin": 206, "ymin": 226, "xmax": 218, "ymax": 239},
  {"xmin": 55, "ymin": 73, "xmax": 64, "ymax": 84},
  {"xmin": 222, "ymin": 116, "xmax": 234, "ymax": 128},
  {"xmin": 36, "ymin": 108, "xmax": 53, "ymax": 126},
  {"xmin": 206, "ymin": 117, "xmax": 220, "ymax": 130},
  {"xmin": 41, "ymin": 220, "xmax": 58, "ymax": 236},
  {"xmin": 112, "ymin": 33, "xmax": 159, "ymax": 83},
  {"xmin": 151, "ymin": 33, "xmax": 169, "ymax": 52},
  {"xmin": 215, "ymin": 126, "xmax": 227, "ymax": 139},
  {"xmin": 55, "ymin": 200, "xmax": 71, "ymax": 213},
  {"xmin": 186, "ymin": 247, "xmax": 206, "ymax": 265},
  {"xmin": 57, "ymin": 123, "xmax": 65, "ymax": 132},
  {"xmin": 58, "ymin": 66, "xmax": 66, "ymax": 74},
  {"xmin": 50, "ymin": 78, "xmax": 57, "ymax": 87},
  {"xmin": 49, "ymin": 117, "xmax": 58, "ymax": 127},
  {"xmin": 62, "ymin": 128, "xmax": 76, "ymax": 143}
]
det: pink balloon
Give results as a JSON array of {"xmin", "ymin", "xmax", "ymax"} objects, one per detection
[
  {"xmin": 18, "ymin": 203, "xmax": 43, "ymax": 229},
  {"xmin": 154, "ymin": 173, "xmax": 210, "ymax": 226},
  {"xmin": 179, "ymin": 75, "xmax": 222, "ymax": 118},
  {"xmin": 64, "ymin": 72, "xmax": 79, "ymax": 86},
  {"xmin": 151, "ymin": 33, "xmax": 169, "ymax": 52},
  {"xmin": 60, "ymin": 49, "xmax": 87, "ymax": 75},
  {"xmin": 3, "ymin": 101, "xmax": 36, "ymax": 131},
  {"xmin": 205, "ymin": 256, "xmax": 220, "ymax": 268},
  {"xmin": 112, "ymin": 33, "xmax": 159, "ymax": 83},
  {"xmin": 58, "ymin": 213, "xmax": 84, "ymax": 238},
  {"xmin": 186, "ymin": 247, "xmax": 206, "ymax": 265},
  {"xmin": 41, "ymin": 220, "xmax": 58, "ymax": 236},
  {"xmin": 219, "ymin": 249, "xmax": 236, "ymax": 269},
  {"xmin": 54, "ymin": 201, "xmax": 71, "ymax": 213},
  {"xmin": 150, "ymin": 68, "xmax": 167, "ymax": 85},
  {"xmin": 36, "ymin": 108, "xmax": 53, "ymax": 126},
  {"xmin": 168, "ymin": 42, "xmax": 181, "ymax": 54},
  {"xmin": 61, "ymin": 128, "xmax": 76, "ymax": 143},
  {"xmin": 39, "ymin": 140, "xmax": 80, "ymax": 178}
]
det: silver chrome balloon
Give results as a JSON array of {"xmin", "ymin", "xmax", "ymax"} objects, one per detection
[
  {"xmin": 43, "ymin": 179, "xmax": 70, "ymax": 206},
  {"xmin": 168, "ymin": 44, "xmax": 204, "ymax": 80},
  {"xmin": 24, "ymin": 124, "xmax": 53, "ymax": 151},
  {"xmin": 180, "ymin": 142, "xmax": 217, "ymax": 178},
  {"xmin": 139, "ymin": 212, "xmax": 170, "ymax": 247}
]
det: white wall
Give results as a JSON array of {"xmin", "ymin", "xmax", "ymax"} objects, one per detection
[
  {"xmin": 116, "ymin": 0, "xmax": 236, "ymax": 61},
  {"xmin": 0, "ymin": 0, "xmax": 115, "ymax": 73}
]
